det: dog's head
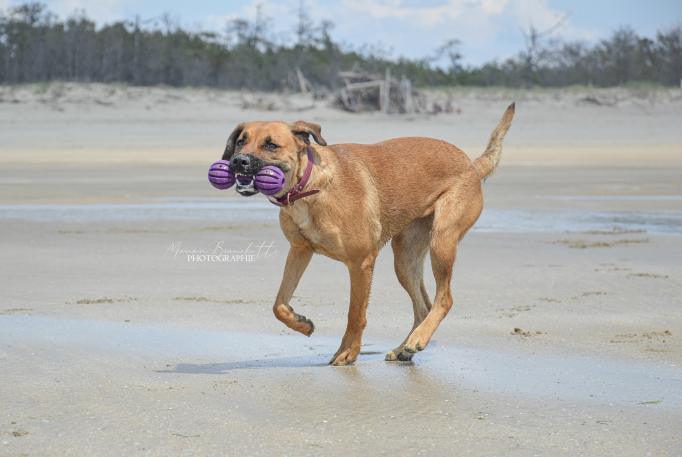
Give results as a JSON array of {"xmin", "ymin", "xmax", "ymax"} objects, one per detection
[{"xmin": 221, "ymin": 121, "xmax": 326, "ymax": 196}]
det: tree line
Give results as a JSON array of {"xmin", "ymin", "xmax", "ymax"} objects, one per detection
[{"xmin": 1, "ymin": 2, "xmax": 680, "ymax": 90}]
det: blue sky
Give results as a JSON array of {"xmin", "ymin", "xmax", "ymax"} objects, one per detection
[{"xmin": 3, "ymin": 0, "xmax": 681, "ymax": 65}]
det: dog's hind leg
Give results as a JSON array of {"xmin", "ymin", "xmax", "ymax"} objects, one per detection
[
  {"xmin": 397, "ymin": 187, "xmax": 482, "ymax": 360},
  {"xmin": 273, "ymin": 245, "xmax": 315, "ymax": 336},
  {"xmin": 385, "ymin": 217, "xmax": 433, "ymax": 362}
]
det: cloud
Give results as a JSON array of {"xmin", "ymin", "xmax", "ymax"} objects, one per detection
[
  {"xmin": 338, "ymin": 0, "xmax": 593, "ymax": 39},
  {"xmin": 331, "ymin": 0, "xmax": 596, "ymax": 63},
  {"xmin": 342, "ymin": 0, "xmax": 508, "ymax": 27},
  {"xmin": 46, "ymin": 0, "xmax": 126, "ymax": 23},
  {"xmin": 481, "ymin": 0, "xmax": 509, "ymax": 15},
  {"xmin": 339, "ymin": 0, "xmax": 512, "ymax": 26},
  {"xmin": 340, "ymin": 0, "xmax": 467, "ymax": 26},
  {"xmin": 334, "ymin": 0, "xmax": 510, "ymax": 52}
]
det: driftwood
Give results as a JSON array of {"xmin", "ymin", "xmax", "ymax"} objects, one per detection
[
  {"xmin": 335, "ymin": 68, "xmax": 424, "ymax": 114},
  {"xmin": 295, "ymin": 67, "xmax": 310, "ymax": 94},
  {"xmin": 294, "ymin": 66, "xmax": 460, "ymax": 115}
]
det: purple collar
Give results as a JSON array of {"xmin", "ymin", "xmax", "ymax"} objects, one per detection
[{"xmin": 272, "ymin": 146, "xmax": 320, "ymax": 206}]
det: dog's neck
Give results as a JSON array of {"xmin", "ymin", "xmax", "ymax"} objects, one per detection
[{"xmin": 270, "ymin": 146, "xmax": 320, "ymax": 207}]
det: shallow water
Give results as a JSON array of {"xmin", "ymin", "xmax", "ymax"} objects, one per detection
[
  {"xmin": 546, "ymin": 195, "xmax": 682, "ymax": 202},
  {"xmin": 1, "ymin": 197, "xmax": 681, "ymax": 234},
  {"xmin": 2, "ymin": 315, "xmax": 680, "ymax": 409},
  {"xmin": 476, "ymin": 207, "xmax": 682, "ymax": 234}
]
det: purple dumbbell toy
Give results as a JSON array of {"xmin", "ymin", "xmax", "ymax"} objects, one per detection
[
  {"xmin": 254, "ymin": 166, "xmax": 286, "ymax": 195},
  {"xmin": 208, "ymin": 160, "xmax": 235, "ymax": 190}
]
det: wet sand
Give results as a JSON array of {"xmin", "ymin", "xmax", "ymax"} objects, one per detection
[{"xmin": 1, "ymin": 84, "xmax": 681, "ymax": 456}]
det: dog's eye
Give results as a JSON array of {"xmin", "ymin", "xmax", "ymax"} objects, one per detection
[
  {"xmin": 236, "ymin": 138, "xmax": 246, "ymax": 147},
  {"xmin": 264, "ymin": 141, "xmax": 279, "ymax": 152}
]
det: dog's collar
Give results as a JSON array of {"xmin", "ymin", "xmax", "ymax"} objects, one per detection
[{"xmin": 270, "ymin": 146, "xmax": 320, "ymax": 207}]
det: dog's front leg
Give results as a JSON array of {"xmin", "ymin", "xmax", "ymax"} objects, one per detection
[
  {"xmin": 273, "ymin": 245, "xmax": 315, "ymax": 336},
  {"xmin": 330, "ymin": 254, "xmax": 377, "ymax": 366}
]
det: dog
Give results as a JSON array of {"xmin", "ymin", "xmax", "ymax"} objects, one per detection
[{"xmin": 221, "ymin": 103, "xmax": 515, "ymax": 365}]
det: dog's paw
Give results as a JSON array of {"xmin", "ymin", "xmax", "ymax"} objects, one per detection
[
  {"xmin": 274, "ymin": 304, "xmax": 315, "ymax": 336},
  {"xmin": 385, "ymin": 348, "xmax": 412, "ymax": 362},
  {"xmin": 296, "ymin": 314, "xmax": 315, "ymax": 337},
  {"xmin": 395, "ymin": 349, "xmax": 416, "ymax": 361},
  {"xmin": 396, "ymin": 340, "xmax": 424, "ymax": 360},
  {"xmin": 329, "ymin": 346, "xmax": 359, "ymax": 366}
]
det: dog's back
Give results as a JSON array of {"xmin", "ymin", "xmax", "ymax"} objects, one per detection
[
  {"xmin": 329, "ymin": 138, "xmax": 476, "ymax": 235},
  {"xmin": 323, "ymin": 104, "xmax": 515, "ymax": 240}
]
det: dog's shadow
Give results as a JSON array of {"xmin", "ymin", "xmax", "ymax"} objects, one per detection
[{"xmin": 159, "ymin": 351, "xmax": 389, "ymax": 374}]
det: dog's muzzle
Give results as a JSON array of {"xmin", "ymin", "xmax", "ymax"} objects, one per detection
[{"xmin": 231, "ymin": 154, "xmax": 263, "ymax": 196}]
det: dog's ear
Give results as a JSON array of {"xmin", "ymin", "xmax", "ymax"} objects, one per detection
[
  {"xmin": 290, "ymin": 121, "xmax": 327, "ymax": 146},
  {"xmin": 222, "ymin": 123, "xmax": 245, "ymax": 160}
]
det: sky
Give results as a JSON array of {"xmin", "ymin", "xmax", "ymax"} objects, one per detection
[{"xmin": 2, "ymin": 0, "xmax": 681, "ymax": 66}]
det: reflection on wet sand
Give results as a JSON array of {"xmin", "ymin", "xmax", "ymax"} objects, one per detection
[
  {"xmin": 3, "ymin": 315, "xmax": 680, "ymax": 410},
  {"xmin": 2, "ymin": 198, "xmax": 682, "ymax": 234}
]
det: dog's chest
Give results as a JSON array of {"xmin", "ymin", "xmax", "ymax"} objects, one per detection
[
  {"xmin": 286, "ymin": 204, "xmax": 341, "ymax": 255},
  {"xmin": 288, "ymin": 204, "xmax": 321, "ymax": 242}
]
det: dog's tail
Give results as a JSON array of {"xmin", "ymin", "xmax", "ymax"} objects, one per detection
[{"xmin": 472, "ymin": 102, "xmax": 515, "ymax": 180}]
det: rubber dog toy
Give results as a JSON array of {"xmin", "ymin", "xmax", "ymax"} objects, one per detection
[
  {"xmin": 254, "ymin": 166, "xmax": 286, "ymax": 195},
  {"xmin": 208, "ymin": 160, "xmax": 235, "ymax": 189}
]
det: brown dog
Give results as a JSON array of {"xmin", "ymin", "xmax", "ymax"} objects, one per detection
[{"xmin": 222, "ymin": 103, "xmax": 515, "ymax": 365}]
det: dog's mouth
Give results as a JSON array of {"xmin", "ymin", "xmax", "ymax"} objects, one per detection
[{"xmin": 235, "ymin": 173, "xmax": 258, "ymax": 196}]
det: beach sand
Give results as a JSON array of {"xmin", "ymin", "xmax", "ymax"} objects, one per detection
[{"xmin": 1, "ymin": 83, "xmax": 681, "ymax": 456}]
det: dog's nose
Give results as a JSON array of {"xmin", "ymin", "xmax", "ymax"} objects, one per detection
[{"xmin": 231, "ymin": 154, "xmax": 251, "ymax": 172}]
